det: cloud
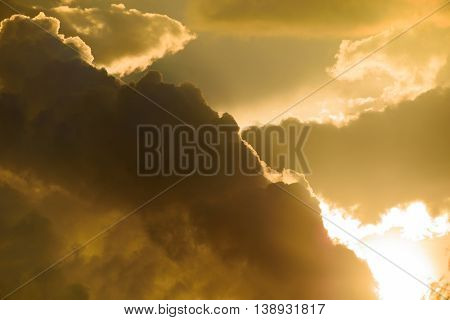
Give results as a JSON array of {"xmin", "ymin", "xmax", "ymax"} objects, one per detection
[
  {"xmin": 0, "ymin": 1, "xmax": 195, "ymax": 76},
  {"xmin": 50, "ymin": 4, "xmax": 195, "ymax": 76},
  {"xmin": 243, "ymin": 87, "xmax": 450, "ymax": 223},
  {"xmin": 0, "ymin": 13, "xmax": 375, "ymax": 299},
  {"xmin": 186, "ymin": 0, "xmax": 448, "ymax": 37},
  {"xmin": 0, "ymin": 12, "xmax": 93, "ymax": 64},
  {"xmin": 154, "ymin": 10, "xmax": 449, "ymax": 128},
  {"xmin": 314, "ymin": 25, "xmax": 450, "ymax": 124},
  {"xmin": 254, "ymin": 24, "xmax": 450, "ymax": 127}
]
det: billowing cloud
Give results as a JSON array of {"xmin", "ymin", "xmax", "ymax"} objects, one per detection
[
  {"xmin": 314, "ymin": 25, "xmax": 450, "ymax": 124},
  {"xmin": 0, "ymin": 13, "xmax": 375, "ymax": 299},
  {"xmin": 187, "ymin": 0, "xmax": 448, "ymax": 37},
  {"xmin": 51, "ymin": 4, "xmax": 195, "ymax": 76},
  {"xmin": 243, "ymin": 87, "xmax": 450, "ymax": 223},
  {"xmin": 0, "ymin": 1, "xmax": 195, "ymax": 76}
]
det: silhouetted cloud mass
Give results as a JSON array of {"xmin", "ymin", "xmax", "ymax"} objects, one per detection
[{"xmin": 0, "ymin": 13, "xmax": 375, "ymax": 299}]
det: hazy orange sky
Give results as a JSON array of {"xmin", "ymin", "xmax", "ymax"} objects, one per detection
[{"xmin": 0, "ymin": 0, "xmax": 448, "ymax": 300}]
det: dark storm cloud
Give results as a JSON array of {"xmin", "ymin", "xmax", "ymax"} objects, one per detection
[
  {"xmin": 0, "ymin": 176, "xmax": 92, "ymax": 299},
  {"xmin": 243, "ymin": 87, "xmax": 450, "ymax": 223},
  {"xmin": 0, "ymin": 13, "xmax": 375, "ymax": 299}
]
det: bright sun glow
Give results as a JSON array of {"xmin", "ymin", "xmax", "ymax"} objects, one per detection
[{"xmin": 319, "ymin": 200, "xmax": 450, "ymax": 300}]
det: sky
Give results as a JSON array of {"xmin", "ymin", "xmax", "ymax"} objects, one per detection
[{"xmin": 0, "ymin": 0, "xmax": 449, "ymax": 300}]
